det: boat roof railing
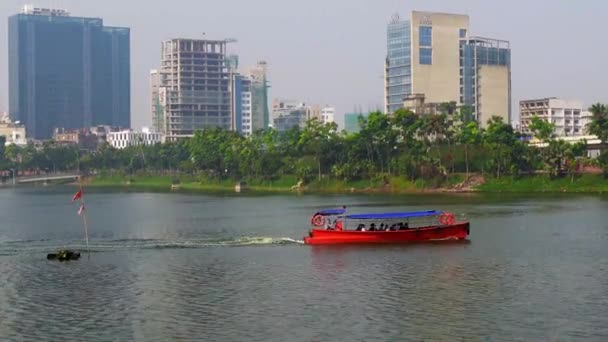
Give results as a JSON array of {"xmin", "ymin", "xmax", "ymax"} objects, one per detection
[
  {"xmin": 345, "ymin": 210, "xmax": 441, "ymax": 220},
  {"xmin": 314, "ymin": 208, "xmax": 346, "ymax": 216}
]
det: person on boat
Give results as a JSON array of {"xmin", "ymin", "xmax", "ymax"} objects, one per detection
[
  {"xmin": 369, "ymin": 223, "xmax": 376, "ymax": 231},
  {"xmin": 379, "ymin": 223, "xmax": 385, "ymax": 231},
  {"xmin": 335, "ymin": 220, "xmax": 343, "ymax": 231},
  {"xmin": 389, "ymin": 224, "xmax": 397, "ymax": 231},
  {"xmin": 356, "ymin": 224, "xmax": 365, "ymax": 231}
]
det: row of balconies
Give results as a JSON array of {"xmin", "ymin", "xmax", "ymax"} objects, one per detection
[
  {"xmin": 167, "ymin": 106, "xmax": 230, "ymax": 111},
  {"xmin": 520, "ymin": 102, "xmax": 550, "ymax": 108},
  {"xmin": 520, "ymin": 111, "xmax": 582, "ymax": 117}
]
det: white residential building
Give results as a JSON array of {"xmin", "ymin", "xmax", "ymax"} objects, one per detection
[
  {"xmin": 520, "ymin": 98, "xmax": 591, "ymax": 137},
  {"xmin": 240, "ymin": 88, "xmax": 253, "ymax": 136},
  {"xmin": 107, "ymin": 127, "xmax": 163, "ymax": 149},
  {"xmin": 0, "ymin": 112, "xmax": 27, "ymax": 145},
  {"xmin": 320, "ymin": 107, "xmax": 336, "ymax": 124},
  {"xmin": 231, "ymin": 74, "xmax": 254, "ymax": 136},
  {"xmin": 272, "ymin": 99, "xmax": 309, "ymax": 132}
]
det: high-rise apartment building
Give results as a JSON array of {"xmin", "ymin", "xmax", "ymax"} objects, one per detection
[
  {"xmin": 520, "ymin": 98, "xmax": 591, "ymax": 137},
  {"xmin": 384, "ymin": 11, "xmax": 511, "ymax": 126},
  {"xmin": 9, "ymin": 5, "xmax": 130, "ymax": 139},
  {"xmin": 150, "ymin": 69, "xmax": 162, "ymax": 133},
  {"xmin": 153, "ymin": 39, "xmax": 231, "ymax": 140},
  {"xmin": 231, "ymin": 74, "xmax": 253, "ymax": 136}
]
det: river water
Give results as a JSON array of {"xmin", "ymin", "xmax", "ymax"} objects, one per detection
[{"xmin": 1, "ymin": 187, "xmax": 607, "ymax": 341}]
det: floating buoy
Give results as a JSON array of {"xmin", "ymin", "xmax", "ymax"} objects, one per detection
[{"xmin": 47, "ymin": 250, "xmax": 81, "ymax": 261}]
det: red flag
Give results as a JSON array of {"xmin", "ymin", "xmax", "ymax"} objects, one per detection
[
  {"xmin": 78, "ymin": 204, "xmax": 85, "ymax": 216},
  {"xmin": 72, "ymin": 189, "xmax": 82, "ymax": 202}
]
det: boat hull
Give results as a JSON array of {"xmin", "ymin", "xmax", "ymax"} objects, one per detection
[{"xmin": 303, "ymin": 222, "xmax": 470, "ymax": 245}]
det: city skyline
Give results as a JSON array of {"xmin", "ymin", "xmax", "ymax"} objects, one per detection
[
  {"xmin": 8, "ymin": 5, "xmax": 130, "ymax": 139},
  {"xmin": 1, "ymin": 0, "xmax": 608, "ymax": 129}
]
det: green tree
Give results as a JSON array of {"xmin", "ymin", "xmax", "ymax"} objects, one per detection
[
  {"xmin": 587, "ymin": 103, "xmax": 608, "ymax": 142},
  {"xmin": 529, "ymin": 116, "xmax": 555, "ymax": 142},
  {"xmin": 457, "ymin": 121, "xmax": 481, "ymax": 178},
  {"xmin": 483, "ymin": 116, "xmax": 519, "ymax": 178},
  {"xmin": 298, "ymin": 119, "xmax": 337, "ymax": 181}
]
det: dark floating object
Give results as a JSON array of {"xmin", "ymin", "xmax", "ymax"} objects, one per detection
[{"xmin": 47, "ymin": 250, "xmax": 81, "ymax": 261}]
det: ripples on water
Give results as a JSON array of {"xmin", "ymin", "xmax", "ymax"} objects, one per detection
[{"xmin": 1, "ymin": 190, "xmax": 608, "ymax": 341}]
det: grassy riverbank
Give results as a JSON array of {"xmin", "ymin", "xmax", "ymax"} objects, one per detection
[
  {"xmin": 85, "ymin": 173, "xmax": 608, "ymax": 194},
  {"xmin": 477, "ymin": 174, "xmax": 608, "ymax": 193},
  {"xmin": 85, "ymin": 174, "xmax": 468, "ymax": 194}
]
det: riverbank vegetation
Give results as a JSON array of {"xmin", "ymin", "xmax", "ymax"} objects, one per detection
[{"xmin": 2, "ymin": 103, "xmax": 608, "ymax": 193}]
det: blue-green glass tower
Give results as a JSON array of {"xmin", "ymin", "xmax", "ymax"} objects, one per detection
[{"xmin": 8, "ymin": 7, "xmax": 130, "ymax": 139}]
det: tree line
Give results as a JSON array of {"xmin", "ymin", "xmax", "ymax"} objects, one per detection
[{"xmin": 2, "ymin": 104, "xmax": 608, "ymax": 184}]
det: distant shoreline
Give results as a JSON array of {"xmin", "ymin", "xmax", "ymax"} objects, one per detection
[{"xmin": 78, "ymin": 174, "xmax": 608, "ymax": 194}]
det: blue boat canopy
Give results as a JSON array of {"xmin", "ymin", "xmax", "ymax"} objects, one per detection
[
  {"xmin": 315, "ymin": 208, "xmax": 346, "ymax": 216},
  {"xmin": 345, "ymin": 210, "xmax": 441, "ymax": 220}
]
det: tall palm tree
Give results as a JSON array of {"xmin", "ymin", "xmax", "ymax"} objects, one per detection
[{"xmin": 588, "ymin": 103, "xmax": 608, "ymax": 142}]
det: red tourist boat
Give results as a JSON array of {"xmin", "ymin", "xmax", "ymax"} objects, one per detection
[{"xmin": 303, "ymin": 208, "xmax": 470, "ymax": 245}]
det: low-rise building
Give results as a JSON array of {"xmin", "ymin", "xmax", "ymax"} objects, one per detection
[
  {"xmin": 272, "ymin": 100, "xmax": 337, "ymax": 132},
  {"xmin": 320, "ymin": 107, "xmax": 336, "ymax": 124},
  {"xmin": 529, "ymin": 135, "xmax": 602, "ymax": 158},
  {"xmin": 520, "ymin": 98, "xmax": 591, "ymax": 137},
  {"xmin": 107, "ymin": 127, "xmax": 163, "ymax": 149},
  {"xmin": 272, "ymin": 100, "xmax": 309, "ymax": 132},
  {"xmin": 0, "ymin": 112, "xmax": 27, "ymax": 145},
  {"xmin": 53, "ymin": 128, "xmax": 108, "ymax": 151}
]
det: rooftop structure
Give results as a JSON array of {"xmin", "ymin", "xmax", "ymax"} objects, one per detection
[{"xmin": 22, "ymin": 5, "xmax": 70, "ymax": 16}]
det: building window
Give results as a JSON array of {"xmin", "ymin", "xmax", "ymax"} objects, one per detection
[
  {"xmin": 419, "ymin": 26, "xmax": 432, "ymax": 47},
  {"xmin": 419, "ymin": 48, "xmax": 432, "ymax": 65},
  {"xmin": 459, "ymin": 29, "xmax": 467, "ymax": 38}
]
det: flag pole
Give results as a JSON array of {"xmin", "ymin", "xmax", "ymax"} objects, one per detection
[{"xmin": 78, "ymin": 182, "xmax": 90, "ymax": 255}]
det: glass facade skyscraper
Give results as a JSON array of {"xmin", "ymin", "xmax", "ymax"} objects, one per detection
[
  {"xmin": 385, "ymin": 15, "xmax": 411, "ymax": 114},
  {"xmin": 384, "ymin": 11, "xmax": 510, "ymax": 126},
  {"xmin": 8, "ymin": 7, "xmax": 130, "ymax": 139}
]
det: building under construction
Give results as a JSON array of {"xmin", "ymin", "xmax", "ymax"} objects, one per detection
[{"xmin": 153, "ymin": 38, "xmax": 231, "ymax": 140}]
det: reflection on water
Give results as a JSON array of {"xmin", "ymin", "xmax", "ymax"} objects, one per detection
[{"xmin": 0, "ymin": 188, "xmax": 608, "ymax": 340}]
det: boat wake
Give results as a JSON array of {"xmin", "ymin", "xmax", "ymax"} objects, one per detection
[{"xmin": 0, "ymin": 237, "xmax": 305, "ymax": 255}]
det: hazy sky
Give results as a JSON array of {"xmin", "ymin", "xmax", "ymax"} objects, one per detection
[{"xmin": 1, "ymin": 0, "xmax": 607, "ymax": 129}]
